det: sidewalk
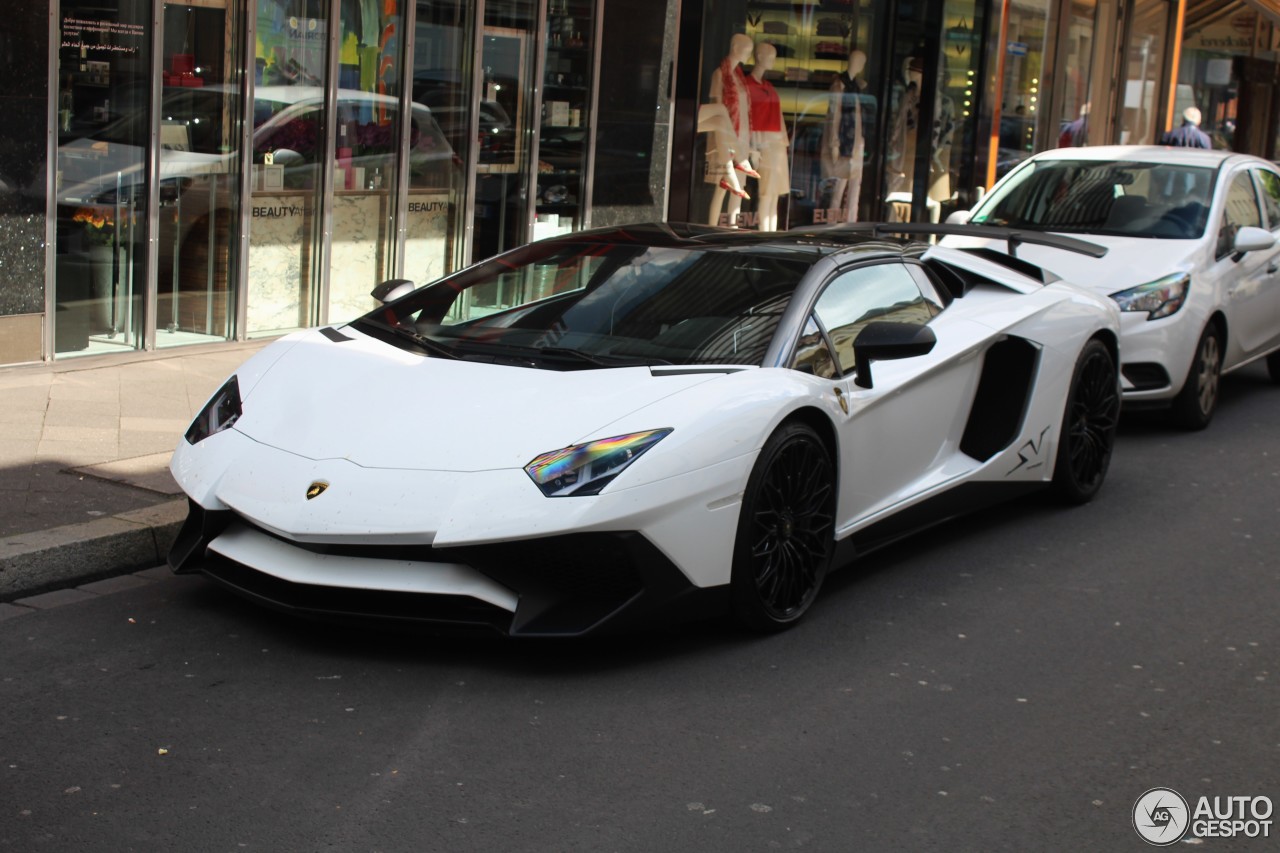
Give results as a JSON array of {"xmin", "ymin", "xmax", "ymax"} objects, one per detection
[{"xmin": 0, "ymin": 341, "xmax": 270, "ymax": 602}]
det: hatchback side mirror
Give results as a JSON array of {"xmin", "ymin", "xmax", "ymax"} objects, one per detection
[
  {"xmin": 371, "ymin": 278, "xmax": 415, "ymax": 303},
  {"xmin": 851, "ymin": 321, "xmax": 938, "ymax": 389},
  {"xmin": 946, "ymin": 209, "xmax": 972, "ymax": 225},
  {"xmin": 1232, "ymin": 225, "xmax": 1276, "ymax": 261}
]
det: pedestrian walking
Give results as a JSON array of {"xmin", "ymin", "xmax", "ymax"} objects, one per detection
[{"xmin": 1159, "ymin": 107, "xmax": 1212, "ymax": 148}]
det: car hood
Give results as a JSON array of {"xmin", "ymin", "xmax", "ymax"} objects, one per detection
[
  {"xmin": 233, "ymin": 326, "xmax": 723, "ymax": 471},
  {"xmin": 941, "ymin": 233, "xmax": 1204, "ymax": 295}
]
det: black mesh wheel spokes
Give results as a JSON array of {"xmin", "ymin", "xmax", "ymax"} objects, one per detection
[
  {"xmin": 749, "ymin": 437, "xmax": 834, "ymax": 620},
  {"xmin": 1067, "ymin": 349, "xmax": 1119, "ymax": 489}
]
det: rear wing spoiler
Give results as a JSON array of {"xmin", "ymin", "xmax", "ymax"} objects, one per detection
[{"xmin": 826, "ymin": 222, "xmax": 1109, "ymax": 260}]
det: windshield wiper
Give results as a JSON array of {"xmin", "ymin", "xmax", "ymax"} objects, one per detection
[
  {"xmin": 381, "ymin": 322, "xmax": 461, "ymax": 359},
  {"xmin": 534, "ymin": 346, "xmax": 666, "ymax": 366}
]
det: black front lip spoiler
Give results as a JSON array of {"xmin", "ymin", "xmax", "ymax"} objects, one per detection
[{"xmin": 169, "ymin": 500, "xmax": 728, "ymax": 637}]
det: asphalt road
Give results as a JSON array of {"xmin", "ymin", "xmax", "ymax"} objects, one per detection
[{"xmin": 3, "ymin": 364, "xmax": 1279, "ymax": 852}]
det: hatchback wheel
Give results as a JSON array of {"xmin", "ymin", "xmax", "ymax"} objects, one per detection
[
  {"xmin": 1170, "ymin": 324, "xmax": 1222, "ymax": 430},
  {"xmin": 1267, "ymin": 350, "xmax": 1280, "ymax": 384}
]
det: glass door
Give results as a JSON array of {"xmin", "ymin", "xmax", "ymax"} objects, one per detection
[
  {"xmin": 533, "ymin": 0, "xmax": 597, "ymax": 240},
  {"xmin": 54, "ymin": 0, "xmax": 153, "ymax": 356},
  {"xmin": 405, "ymin": 0, "xmax": 473, "ymax": 286},
  {"xmin": 325, "ymin": 0, "xmax": 408, "ymax": 323},
  {"xmin": 156, "ymin": 0, "xmax": 248, "ymax": 348},
  {"xmin": 470, "ymin": 1, "xmax": 540, "ymax": 265},
  {"xmin": 245, "ymin": 0, "xmax": 329, "ymax": 337}
]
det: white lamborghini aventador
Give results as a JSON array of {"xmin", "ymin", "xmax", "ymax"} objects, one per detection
[{"xmin": 170, "ymin": 223, "xmax": 1122, "ymax": 636}]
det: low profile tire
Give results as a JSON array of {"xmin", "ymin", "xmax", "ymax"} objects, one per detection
[
  {"xmin": 1052, "ymin": 339, "xmax": 1120, "ymax": 504},
  {"xmin": 1170, "ymin": 324, "xmax": 1223, "ymax": 430},
  {"xmin": 1266, "ymin": 350, "xmax": 1280, "ymax": 384},
  {"xmin": 730, "ymin": 421, "xmax": 836, "ymax": 631}
]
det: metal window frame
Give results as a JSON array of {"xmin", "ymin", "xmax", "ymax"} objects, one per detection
[
  {"xmin": 391, "ymin": 0, "xmax": 418, "ymax": 279},
  {"xmin": 525, "ymin": 0, "xmax": 550, "ymax": 237},
  {"xmin": 581, "ymin": 0, "xmax": 604, "ymax": 228},
  {"xmin": 461, "ymin": 0, "xmax": 486, "ymax": 263},
  {"xmin": 234, "ymin": 0, "xmax": 257, "ymax": 340},
  {"xmin": 43, "ymin": 2, "xmax": 59, "ymax": 361},
  {"xmin": 143, "ymin": 0, "xmax": 165, "ymax": 351}
]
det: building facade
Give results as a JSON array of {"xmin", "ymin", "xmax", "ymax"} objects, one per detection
[{"xmin": 1, "ymin": 0, "xmax": 1278, "ymax": 366}]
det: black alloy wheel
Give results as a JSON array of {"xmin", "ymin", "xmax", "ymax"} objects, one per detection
[
  {"xmin": 731, "ymin": 421, "xmax": 836, "ymax": 631},
  {"xmin": 1171, "ymin": 324, "xmax": 1223, "ymax": 430},
  {"xmin": 1052, "ymin": 339, "xmax": 1120, "ymax": 504}
]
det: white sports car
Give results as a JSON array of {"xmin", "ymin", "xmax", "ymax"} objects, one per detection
[
  {"xmin": 946, "ymin": 146, "xmax": 1280, "ymax": 429},
  {"xmin": 170, "ymin": 223, "xmax": 1121, "ymax": 636}
]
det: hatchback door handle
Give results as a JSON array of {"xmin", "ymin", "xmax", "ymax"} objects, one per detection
[{"xmin": 1268, "ymin": 263, "xmax": 1279, "ymax": 275}]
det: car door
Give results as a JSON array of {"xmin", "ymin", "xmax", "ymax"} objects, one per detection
[
  {"xmin": 1210, "ymin": 168, "xmax": 1278, "ymax": 361},
  {"xmin": 1245, "ymin": 167, "xmax": 1280, "ymax": 355},
  {"xmin": 794, "ymin": 260, "xmax": 985, "ymax": 532}
]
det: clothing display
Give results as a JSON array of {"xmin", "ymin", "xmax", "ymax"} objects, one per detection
[
  {"xmin": 744, "ymin": 72, "xmax": 788, "ymax": 201},
  {"xmin": 703, "ymin": 54, "xmax": 752, "ymax": 185}
]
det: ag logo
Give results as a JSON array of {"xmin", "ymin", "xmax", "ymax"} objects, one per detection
[
  {"xmin": 305, "ymin": 481, "xmax": 329, "ymax": 500},
  {"xmin": 1133, "ymin": 787, "xmax": 1190, "ymax": 845}
]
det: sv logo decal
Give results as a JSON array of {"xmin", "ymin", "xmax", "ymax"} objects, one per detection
[{"xmin": 1006, "ymin": 425, "xmax": 1051, "ymax": 476}]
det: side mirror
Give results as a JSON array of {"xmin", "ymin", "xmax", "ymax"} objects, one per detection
[
  {"xmin": 371, "ymin": 278, "xmax": 416, "ymax": 304},
  {"xmin": 1232, "ymin": 225, "xmax": 1276, "ymax": 261},
  {"xmin": 946, "ymin": 209, "xmax": 972, "ymax": 225},
  {"xmin": 852, "ymin": 321, "xmax": 937, "ymax": 389},
  {"xmin": 268, "ymin": 148, "xmax": 304, "ymax": 166}
]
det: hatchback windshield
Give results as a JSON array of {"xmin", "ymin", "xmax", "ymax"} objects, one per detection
[
  {"xmin": 970, "ymin": 160, "xmax": 1216, "ymax": 239},
  {"xmin": 355, "ymin": 241, "xmax": 813, "ymax": 368}
]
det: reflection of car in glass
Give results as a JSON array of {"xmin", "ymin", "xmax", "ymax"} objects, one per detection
[
  {"xmin": 412, "ymin": 71, "xmax": 513, "ymax": 165},
  {"xmin": 57, "ymin": 86, "xmax": 456, "ymax": 208},
  {"xmin": 169, "ymin": 222, "xmax": 1121, "ymax": 636},
  {"xmin": 945, "ymin": 146, "xmax": 1280, "ymax": 429}
]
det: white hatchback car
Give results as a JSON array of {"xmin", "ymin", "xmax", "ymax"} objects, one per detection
[{"xmin": 946, "ymin": 146, "xmax": 1280, "ymax": 428}]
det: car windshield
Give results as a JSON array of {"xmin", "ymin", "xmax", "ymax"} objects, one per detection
[
  {"xmin": 970, "ymin": 159, "xmax": 1216, "ymax": 239},
  {"xmin": 354, "ymin": 241, "xmax": 813, "ymax": 368}
]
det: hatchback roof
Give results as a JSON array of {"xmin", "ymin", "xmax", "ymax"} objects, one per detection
[{"xmin": 1031, "ymin": 145, "xmax": 1245, "ymax": 168}]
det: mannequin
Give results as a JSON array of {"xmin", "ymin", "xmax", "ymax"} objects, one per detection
[
  {"xmin": 744, "ymin": 42, "xmax": 789, "ymax": 231},
  {"xmin": 886, "ymin": 56, "xmax": 922, "ymax": 197},
  {"xmin": 886, "ymin": 56, "xmax": 954, "ymax": 222},
  {"xmin": 820, "ymin": 49, "xmax": 868, "ymax": 223},
  {"xmin": 704, "ymin": 33, "xmax": 758, "ymax": 227}
]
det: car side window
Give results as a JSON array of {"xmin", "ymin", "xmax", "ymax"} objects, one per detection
[
  {"xmin": 1217, "ymin": 171, "xmax": 1263, "ymax": 258},
  {"xmin": 791, "ymin": 315, "xmax": 838, "ymax": 379},
  {"xmin": 1256, "ymin": 170, "xmax": 1280, "ymax": 231},
  {"xmin": 812, "ymin": 262, "xmax": 937, "ymax": 376}
]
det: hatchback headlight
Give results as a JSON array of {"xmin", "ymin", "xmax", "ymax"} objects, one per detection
[
  {"xmin": 525, "ymin": 429, "xmax": 672, "ymax": 497},
  {"xmin": 1109, "ymin": 273, "xmax": 1190, "ymax": 320},
  {"xmin": 185, "ymin": 376, "xmax": 242, "ymax": 444}
]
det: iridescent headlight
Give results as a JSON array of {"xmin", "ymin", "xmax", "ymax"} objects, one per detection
[
  {"xmin": 525, "ymin": 429, "xmax": 672, "ymax": 497},
  {"xmin": 185, "ymin": 376, "xmax": 242, "ymax": 444},
  {"xmin": 1110, "ymin": 273, "xmax": 1190, "ymax": 320}
]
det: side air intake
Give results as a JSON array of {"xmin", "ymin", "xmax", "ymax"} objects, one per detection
[{"xmin": 960, "ymin": 337, "xmax": 1040, "ymax": 461}]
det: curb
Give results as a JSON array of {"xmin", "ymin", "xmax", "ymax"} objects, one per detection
[{"xmin": 0, "ymin": 500, "xmax": 187, "ymax": 601}]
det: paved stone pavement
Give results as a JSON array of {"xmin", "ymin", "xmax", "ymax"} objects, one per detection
[{"xmin": 0, "ymin": 342, "xmax": 268, "ymax": 601}]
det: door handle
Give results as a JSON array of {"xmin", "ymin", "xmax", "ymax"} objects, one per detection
[{"xmin": 1268, "ymin": 263, "xmax": 1279, "ymax": 275}]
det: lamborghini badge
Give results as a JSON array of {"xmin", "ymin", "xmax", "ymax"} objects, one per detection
[{"xmin": 306, "ymin": 481, "xmax": 329, "ymax": 500}]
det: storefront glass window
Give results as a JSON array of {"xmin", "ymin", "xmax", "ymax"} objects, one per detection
[
  {"xmin": 1120, "ymin": 0, "xmax": 1167, "ymax": 145},
  {"xmin": 995, "ymin": 0, "xmax": 1050, "ymax": 180},
  {"xmin": 1054, "ymin": 0, "xmax": 1098, "ymax": 149},
  {"xmin": 156, "ymin": 0, "xmax": 247, "ymax": 349},
  {"xmin": 326, "ymin": 0, "xmax": 410, "ymax": 323},
  {"xmin": 934, "ymin": 0, "xmax": 986, "ymax": 215},
  {"xmin": 470, "ymin": 1, "xmax": 540, "ymax": 264},
  {"xmin": 54, "ymin": 0, "xmax": 152, "ymax": 356},
  {"xmin": 693, "ymin": 0, "xmax": 888, "ymax": 230},
  {"xmin": 407, "ymin": 0, "xmax": 472, "ymax": 285},
  {"xmin": 246, "ymin": 0, "xmax": 329, "ymax": 337}
]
